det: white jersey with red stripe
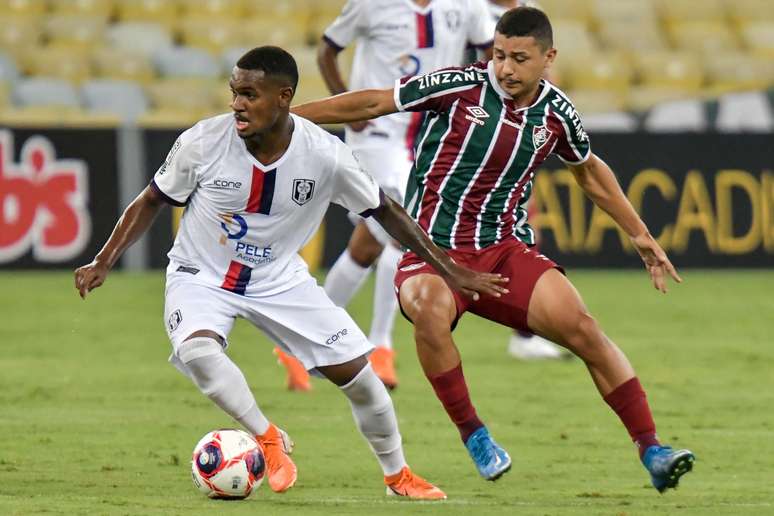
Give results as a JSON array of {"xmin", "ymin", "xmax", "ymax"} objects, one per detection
[
  {"xmin": 151, "ymin": 113, "xmax": 381, "ymax": 297},
  {"xmin": 324, "ymin": 0, "xmax": 495, "ymax": 150}
]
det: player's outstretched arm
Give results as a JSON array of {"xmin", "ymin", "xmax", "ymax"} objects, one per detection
[
  {"xmin": 292, "ymin": 88, "xmax": 398, "ymax": 126},
  {"xmin": 568, "ymin": 154, "xmax": 682, "ymax": 293},
  {"xmin": 372, "ymin": 195, "xmax": 509, "ymax": 301},
  {"xmin": 74, "ymin": 186, "xmax": 165, "ymax": 299}
]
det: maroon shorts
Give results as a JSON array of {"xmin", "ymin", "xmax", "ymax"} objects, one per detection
[{"xmin": 394, "ymin": 238, "xmax": 563, "ymax": 332}]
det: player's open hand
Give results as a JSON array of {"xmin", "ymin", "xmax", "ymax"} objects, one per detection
[
  {"xmin": 443, "ymin": 263, "xmax": 509, "ymax": 301},
  {"xmin": 631, "ymin": 231, "xmax": 682, "ymax": 293},
  {"xmin": 74, "ymin": 260, "xmax": 110, "ymax": 299}
]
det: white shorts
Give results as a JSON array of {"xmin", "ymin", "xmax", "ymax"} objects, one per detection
[
  {"xmin": 348, "ymin": 144, "xmax": 413, "ymax": 246},
  {"xmin": 163, "ymin": 269, "xmax": 373, "ymax": 375}
]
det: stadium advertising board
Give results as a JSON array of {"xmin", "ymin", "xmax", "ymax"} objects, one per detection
[
  {"xmin": 532, "ymin": 134, "xmax": 773, "ymax": 267},
  {"xmin": 0, "ymin": 128, "xmax": 119, "ymax": 269}
]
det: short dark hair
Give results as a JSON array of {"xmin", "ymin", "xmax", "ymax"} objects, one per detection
[
  {"xmin": 495, "ymin": 7, "xmax": 553, "ymax": 50},
  {"xmin": 236, "ymin": 46, "xmax": 299, "ymax": 92}
]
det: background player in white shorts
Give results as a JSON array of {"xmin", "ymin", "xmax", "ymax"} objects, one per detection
[
  {"xmin": 74, "ymin": 46, "xmax": 507, "ymax": 499},
  {"xmin": 484, "ymin": 0, "xmax": 569, "ymax": 361},
  {"xmin": 275, "ymin": 0, "xmax": 497, "ymax": 390}
]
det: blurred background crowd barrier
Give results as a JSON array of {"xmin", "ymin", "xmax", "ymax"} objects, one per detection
[{"xmin": 1, "ymin": 0, "xmax": 772, "ymax": 270}]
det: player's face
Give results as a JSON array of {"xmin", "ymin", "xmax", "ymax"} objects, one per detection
[
  {"xmin": 492, "ymin": 33, "xmax": 556, "ymax": 99},
  {"xmin": 229, "ymin": 67, "xmax": 294, "ymax": 139}
]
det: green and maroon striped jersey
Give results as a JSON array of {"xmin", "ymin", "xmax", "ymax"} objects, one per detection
[{"xmin": 394, "ymin": 60, "xmax": 591, "ymax": 250}]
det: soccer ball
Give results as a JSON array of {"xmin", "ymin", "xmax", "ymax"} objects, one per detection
[{"xmin": 191, "ymin": 429, "xmax": 266, "ymax": 499}]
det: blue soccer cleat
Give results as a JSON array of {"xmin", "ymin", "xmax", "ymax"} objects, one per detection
[
  {"xmin": 642, "ymin": 445, "xmax": 695, "ymax": 493},
  {"xmin": 464, "ymin": 426, "xmax": 512, "ymax": 481}
]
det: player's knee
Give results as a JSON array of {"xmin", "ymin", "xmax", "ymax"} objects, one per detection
[
  {"xmin": 565, "ymin": 312, "xmax": 606, "ymax": 359},
  {"xmin": 412, "ymin": 301, "xmax": 454, "ymax": 344},
  {"xmin": 348, "ymin": 240, "xmax": 382, "ymax": 266},
  {"xmin": 178, "ymin": 336, "xmax": 223, "ymax": 365}
]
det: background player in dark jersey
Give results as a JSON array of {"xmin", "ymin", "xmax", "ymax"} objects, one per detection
[{"xmin": 293, "ymin": 7, "xmax": 695, "ymax": 492}]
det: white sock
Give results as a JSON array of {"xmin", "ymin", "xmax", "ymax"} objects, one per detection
[
  {"xmin": 339, "ymin": 364, "xmax": 406, "ymax": 476},
  {"xmin": 179, "ymin": 337, "xmax": 270, "ymax": 436},
  {"xmin": 324, "ymin": 249, "xmax": 371, "ymax": 307},
  {"xmin": 369, "ymin": 244, "xmax": 402, "ymax": 349}
]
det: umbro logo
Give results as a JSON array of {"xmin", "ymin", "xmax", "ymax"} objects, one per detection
[{"xmin": 464, "ymin": 105, "xmax": 489, "ymax": 126}]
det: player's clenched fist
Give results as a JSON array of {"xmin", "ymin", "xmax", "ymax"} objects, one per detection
[{"xmin": 74, "ymin": 260, "xmax": 109, "ymax": 299}]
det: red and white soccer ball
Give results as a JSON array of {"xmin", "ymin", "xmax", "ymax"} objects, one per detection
[{"xmin": 191, "ymin": 429, "xmax": 266, "ymax": 499}]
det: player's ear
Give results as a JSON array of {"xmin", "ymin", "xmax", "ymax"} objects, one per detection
[
  {"xmin": 544, "ymin": 47, "xmax": 557, "ymax": 67},
  {"xmin": 278, "ymin": 86, "xmax": 294, "ymax": 108}
]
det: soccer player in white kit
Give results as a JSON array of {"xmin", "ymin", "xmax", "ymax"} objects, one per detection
[
  {"xmin": 274, "ymin": 0, "xmax": 497, "ymax": 391},
  {"xmin": 74, "ymin": 46, "xmax": 508, "ymax": 499}
]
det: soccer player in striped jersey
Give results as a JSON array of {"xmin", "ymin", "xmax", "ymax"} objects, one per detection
[
  {"xmin": 272, "ymin": 0, "xmax": 496, "ymax": 391},
  {"xmin": 490, "ymin": 0, "xmax": 569, "ymax": 360},
  {"xmin": 293, "ymin": 7, "xmax": 695, "ymax": 492},
  {"xmin": 74, "ymin": 46, "xmax": 508, "ymax": 499}
]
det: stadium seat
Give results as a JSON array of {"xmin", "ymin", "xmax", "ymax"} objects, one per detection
[
  {"xmin": 0, "ymin": 80, "xmax": 10, "ymax": 108},
  {"xmin": 115, "ymin": 0, "xmax": 180, "ymax": 29},
  {"xmin": 0, "ymin": 52, "xmax": 19, "ymax": 83},
  {"xmin": 25, "ymin": 47, "xmax": 93, "ymax": 84},
  {"xmin": 704, "ymin": 52, "xmax": 774, "ymax": 93},
  {"xmin": 593, "ymin": 0, "xmax": 659, "ymax": 25},
  {"xmin": 715, "ymin": 91, "xmax": 774, "ymax": 132},
  {"xmin": 294, "ymin": 73, "xmax": 330, "ymax": 105},
  {"xmin": 668, "ymin": 21, "xmax": 740, "ymax": 54},
  {"xmin": 81, "ymin": 79, "xmax": 149, "ymax": 122},
  {"xmin": 0, "ymin": 106, "xmax": 79, "ymax": 126},
  {"xmin": 536, "ymin": 0, "xmax": 593, "ymax": 24},
  {"xmin": 180, "ymin": 0, "xmax": 247, "ymax": 19},
  {"xmin": 729, "ymin": 0, "xmax": 774, "ymax": 24},
  {"xmin": 136, "ymin": 108, "xmax": 205, "ymax": 128},
  {"xmin": 739, "ymin": 21, "xmax": 774, "ymax": 57},
  {"xmin": 241, "ymin": 16, "xmax": 310, "ymax": 48},
  {"xmin": 45, "ymin": 15, "xmax": 108, "ymax": 51},
  {"xmin": 154, "ymin": 46, "xmax": 221, "ymax": 79},
  {"xmin": 582, "ymin": 112, "xmax": 638, "ymax": 132},
  {"xmin": 626, "ymin": 86, "xmax": 691, "ymax": 112},
  {"xmin": 210, "ymin": 81, "xmax": 233, "ymax": 113},
  {"xmin": 13, "ymin": 77, "xmax": 81, "ymax": 109},
  {"xmin": 551, "ymin": 19, "xmax": 597, "ymax": 57},
  {"xmin": 644, "ymin": 99, "xmax": 708, "ymax": 132},
  {"xmin": 635, "ymin": 52, "xmax": 704, "ymax": 92},
  {"xmin": 0, "ymin": 16, "xmax": 43, "ymax": 60},
  {"xmin": 657, "ymin": 0, "xmax": 727, "ymax": 24},
  {"xmin": 92, "ymin": 48, "xmax": 156, "ymax": 85},
  {"xmin": 106, "ymin": 22, "xmax": 174, "ymax": 56},
  {"xmin": 596, "ymin": 20, "xmax": 667, "ymax": 54},
  {"xmin": 50, "ymin": 0, "xmax": 115, "ymax": 17},
  {"xmin": 221, "ymin": 46, "xmax": 250, "ymax": 73},
  {"xmin": 146, "ymin": 78, "xmax": 220, "ymax": 115},
  {"xmin": 0, "ymin": 0, "xmax": 47, "ymax": 16},
  {"xmin": 179, "ymin": 18, "xmax": 244, "ymax": 56},
  {"xmin": 563, "ymin": 53, "xmax": 632, "ymax": 93},
  {"xmin": 565, "ymin": 89, "xmax": 627, "ymax": 114}
]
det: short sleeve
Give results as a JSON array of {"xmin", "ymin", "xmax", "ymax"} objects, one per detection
[
  {"xmin": 322, "ymin": 0, "xmax": 366, "ymax": 51},
  {"xmin": 150, "ymin": 125, "xmax": 201, "ymax": 206},
  {"xmin": 552, "ymin": 108, "xmax": 592, "ymax": 165},
  {"xmin": 467, "ymin": 0, "xmax": 496, "ymax": 49},
  {"xmin": 394, "ymin": 67, "xmax": 483, "ymax": 113},
  {"xmin": 330, "ymin": 142, "xmax": 382, "ymax": 216}
]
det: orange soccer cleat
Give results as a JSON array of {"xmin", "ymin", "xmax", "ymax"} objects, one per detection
[
  {"xmin": 256, "ymin": 424, "xmax": 297, "ymax": 493},
  {"xmin": 369, "ymin": 346, "xmax": 398, "ymax": 390},
  {"xmin": 274, "ymin": 347, "xmax": 311, "ymax": 391},
  {"xmin": 384, "ymin": 466, "xmax": 446, "ymax": 500}
]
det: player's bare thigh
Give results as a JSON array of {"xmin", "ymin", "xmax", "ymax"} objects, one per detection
[
  {"xmin": 526, "ymin": 269, "xmax": 597, "ymax": 346},
  {"xmin": 398, "ymin": 273, "xmax": 457, "ymax": 327},
  {"xmin": 184, "ymin": 330, "xmax": 224, "ymax": 345}
]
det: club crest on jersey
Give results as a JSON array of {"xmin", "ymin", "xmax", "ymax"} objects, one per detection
[
  {"xmin": 445, "ymin": 9, "xmax": 462, "ymax": 31},
  {"xmin": 532, "ymin": 125, "xmax": 552, "ymax": 151},
  {"xmin": 464, "ymin": 106, "xmax": 489, "ymax": 126},
  {"xmin": 292, "ymin": 179, "xmax": 315, "ymax": 206}
]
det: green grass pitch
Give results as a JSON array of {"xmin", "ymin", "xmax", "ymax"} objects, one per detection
[{"xmin": 1, "ymin": 270, "xmax": 773, "ymax": 515}]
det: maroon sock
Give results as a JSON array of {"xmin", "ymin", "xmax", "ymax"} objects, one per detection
[
  {"xmin": 426, "ymin": 363, "xmax": 484, "ymax": 443},
  {"xmin": 603, "ymin": 377, "xmax": 660, "ymax": 458}
]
